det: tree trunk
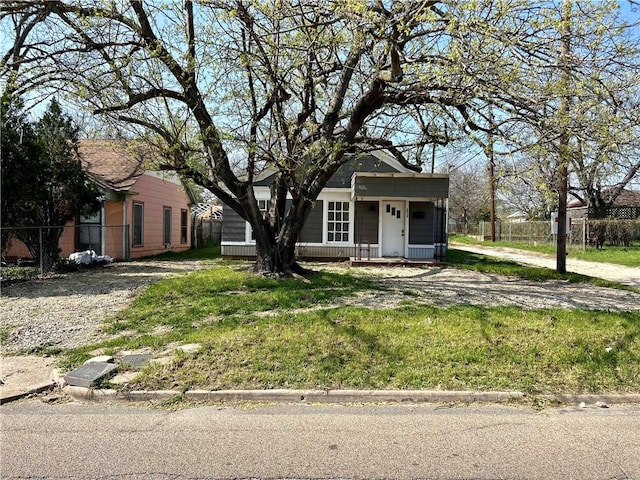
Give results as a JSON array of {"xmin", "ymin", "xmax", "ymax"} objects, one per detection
[
  {"xmin": 251, "ymin": 196, "xmax": 314, "ymax": 276},
  {"xmin": 19, "ymin": 226, "xmax": 62, "ymax": 272},
  {"xmin": 253, "ymin": 229, "xmax": 304, "ymax": 276}
]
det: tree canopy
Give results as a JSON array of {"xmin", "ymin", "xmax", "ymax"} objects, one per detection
[
  {"xmin": 1, "ymin": 95, "xmax": 101, "ymax": 269},
  {"xmin": 2, "ymin": 1, "xmax": 638, "ymax": 273}
]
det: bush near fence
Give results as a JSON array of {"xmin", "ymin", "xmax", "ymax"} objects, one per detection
[{"xmin": 588, "ymin": 219, "xmax": 639, "ymax": 247}]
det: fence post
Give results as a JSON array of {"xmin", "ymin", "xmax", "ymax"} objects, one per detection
[{"xmin": 39, "ymin": 227, "xmax": 44, "ymax": 277}]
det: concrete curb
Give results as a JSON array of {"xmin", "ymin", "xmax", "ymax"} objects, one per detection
[
  {"xmin": 59, "ymin": 386, "xmax": 640, "ymax": 406},
  {"xmin": 539, "ymin": 393, "xmax": 640, "ymax": 404},
  {"xmin": 2, "ymin": 365, "xmax": 640, "ymax": 407},
  {"xmin": 62, "ymin": 386, "xmax": 526, "ymax": 404},
  {"xmin": 3, "ymin": 380, "xmax": 639, "ymax": 407}
]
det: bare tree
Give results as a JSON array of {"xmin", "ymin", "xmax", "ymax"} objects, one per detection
[
  {"xmin": 491, "ymin": 1, "xmax": 640, "ymax": 270},
  {"xmin": 447, "ymin": 163, "xmax": 490, "ymax": 235},
  {"xmin": 4, "ymin": 1, "xmax": 626, "ymax": 274}
]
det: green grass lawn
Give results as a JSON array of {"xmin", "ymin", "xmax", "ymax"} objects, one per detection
[
  {"xmin": 58, "ymin": 263, "xmax": 640, "ymax": 396},
  {"xmin": 450, "ymin": 234, "xmax": 640, "ymax": 268},
  {"xmin": 134, "ymin": 305, "xmax": 639, "ymax": 394}
]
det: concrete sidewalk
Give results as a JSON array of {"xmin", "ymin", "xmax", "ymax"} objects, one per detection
[
  {"xmin": 451, "ymin": 242, "xmax": 640, "ymax": 289},
  {"xmin": 0, "ymin": 356, "xmax": 57, "ymax": 404}
]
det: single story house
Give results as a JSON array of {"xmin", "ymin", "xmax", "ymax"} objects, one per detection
[
  {"xmin": 568, "ymin": 189, "xmax": 640, "ymax": 219},
  {"xmin": 221, "ymin": 151, "xmax": 449, "ymax": 261},
  {"xmin": 4, "ymin": 140, "xmax": 196, "ymax": 262}
]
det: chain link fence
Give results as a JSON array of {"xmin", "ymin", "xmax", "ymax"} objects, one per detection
[
  {"xmin": 1, "ymin": 224, "xmax": 129, "ymax": 278},
  {"xmin": 469, "ymin": 218, "xmax": 640, "ymax": 248}
]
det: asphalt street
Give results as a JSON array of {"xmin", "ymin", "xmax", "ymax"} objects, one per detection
[{"xmin": 1, "ymin": 400, "xmax": 639, "ymax": 479}]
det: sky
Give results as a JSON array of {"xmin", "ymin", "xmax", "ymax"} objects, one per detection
[{"xmin": 1, "ymin": 1, "xmax": 639, "ymax": 188}]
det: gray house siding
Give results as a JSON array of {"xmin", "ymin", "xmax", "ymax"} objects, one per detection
[
  {"xmin": 408, "ymin": 202, "xmax": 434, "ymax": 244},
  {"xmin": 354, "ymin": 201, "xmax": 379, "ymax": 244},
  {"xmin": 354, "ymin": 176, "xmax": 449, "ymax": 199},
  {"xmin": 221, "ymin": 207, "xmax": 246, "ymax": 242},
  {"xmin": 222, "ymin": 200, "xmax": 324, "ymax": 244},
  {"xmin": 298, "ymin": 200, "xmax": 323, "ymax": 243},
  {"xmin": 407, "ymin": 247, "xmax": 435, "ymax": 259}
]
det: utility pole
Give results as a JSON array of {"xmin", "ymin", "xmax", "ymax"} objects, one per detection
[
  {"xmin": 431, "ymin": 143, "xmax": 436, "ymax": 174},
  {"xmin": 556, "ymin": 0, "xmax": 571, "ymax": 274},
  {"xmin": 487, "ymin": 107, "xmax": 496, "ymax": 242}
]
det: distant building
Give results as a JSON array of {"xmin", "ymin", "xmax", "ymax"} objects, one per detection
[{"xmin": 568, "ymin": 189, "xmax": 640, "ymax": 219}]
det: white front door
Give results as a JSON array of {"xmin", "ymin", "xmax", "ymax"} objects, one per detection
[{"xmin": 381, "ymin": 201, "xmax": 405, "ymax": 257}]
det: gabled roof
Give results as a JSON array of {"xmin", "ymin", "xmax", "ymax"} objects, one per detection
[
  {"xmin": 249, "ymin": 149, "xmax": 416, "ymax": 187},
  {"xmin": 79, "ymin": 140, "xmax": 153, "ymax": 192},
  {"xmin": 615, "ymin": 189, "xmax": 640, "ymax": 206},
  {"xmin": 568, "ymin": 188, "xmax": 640, "ymax": 208},
  {"xmin": 365, "ymin": 149, "xmax": 419, "ymax": 174}
]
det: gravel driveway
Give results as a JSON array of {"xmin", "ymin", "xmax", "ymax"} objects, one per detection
[{"xmin": 2, "ymin": 259, "xmax": 639, "ymax": 354}]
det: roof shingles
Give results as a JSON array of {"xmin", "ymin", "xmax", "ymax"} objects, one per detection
[{"xmin": 79, "ymin": 140, "xmax": 155, "ymax": 192}]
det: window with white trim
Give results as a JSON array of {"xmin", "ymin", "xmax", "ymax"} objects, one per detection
[
  {"xmin": 250, "ymin": 199, "xmax": 268, "ymax": 241},
  {"xmin": 327, "ymin": 201, "xmax": 349, "ymax": 243}
]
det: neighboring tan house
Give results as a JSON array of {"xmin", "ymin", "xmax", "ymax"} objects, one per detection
[
  {"xmin": 221, "ymin": 151, "xmax": 449, "ymax": 261},
  {"xmin": 4, "ymin": 140, "xmax": 196, "ymax": 262},
  {"xmin": 568, "ymin": 189, "xmax": 640, "ymax": 219}
]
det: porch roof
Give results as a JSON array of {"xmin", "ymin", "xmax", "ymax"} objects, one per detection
[{"xmin": 351, "ymin": 172, "xmax": 449, "ymax": 200}]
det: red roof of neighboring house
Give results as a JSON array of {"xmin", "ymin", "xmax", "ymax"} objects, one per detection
[{"xmin": 79, "ymin": 140, "xmax": 155, "ymax": 192}]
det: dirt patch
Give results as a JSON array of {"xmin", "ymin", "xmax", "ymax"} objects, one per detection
[{"xmin": 0, "ymin": 260, "xmax": 212, "ymax": 354}]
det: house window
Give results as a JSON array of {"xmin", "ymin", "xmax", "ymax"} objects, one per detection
[
  {"xmin": 133, "ymin": 202, "xmax": 144, "ymax": 247},
  {"xmin": 180, "ymin": 209, "xmax": 188, "ymax": 244},
  {"xmin": 163, "ymin": 207, "xmax": 172, "ymax": 245},
  {"xmin": 78, "ymin": 210, "xmax": 102, "ymax": 253},
  {"xmin": 250, "ymin": 199, "xmax": 268, "ymax": 241},
  {"xmin": 327, "ymin": 201, "xmax": 349, "ymax": 243}
]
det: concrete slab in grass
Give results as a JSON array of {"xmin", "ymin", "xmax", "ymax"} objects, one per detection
[
  {"xmin": 64, "ymin": 362, "xmax": 118, "ymax": 388},
  {"xmin": 120, "ymin": 354, "xmax": 152, "ymax": 370},
  {"xmin": 177, "ymin": 343, "xmax": 201, "ymax": 354}
]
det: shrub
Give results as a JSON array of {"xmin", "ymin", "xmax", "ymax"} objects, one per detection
[{"xmin": 54, "ymin": 257, "xmax": 79, "ymax": 274}]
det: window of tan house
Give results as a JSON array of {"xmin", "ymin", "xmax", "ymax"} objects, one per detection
[
  {"xmin": 163, "ymin": 207, "xmax": 172, "ymax": 245},
  {"xmin": 180, "ymin": 209, "xmax": 188, "ymax": 244},
  {"xmin": 133, "ymin": 202, "xmax": 144, "ymax": 247}
]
